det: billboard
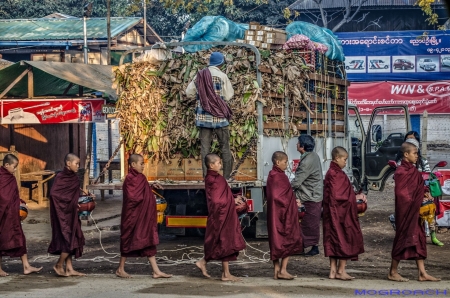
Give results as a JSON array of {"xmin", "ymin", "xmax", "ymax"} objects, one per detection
[
  {"xmin": 336, "ymin": 30, "xmax": 450, "ymax": 82},
  {"xmin": 348, "ymin": 81, "xmax": 450, "ymax": 115},
  {"xmin": 0, "ymin": 99, "xmax": 105, "ymax": 124}
]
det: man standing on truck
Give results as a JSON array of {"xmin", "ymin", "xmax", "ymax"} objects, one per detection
[
  {"xmin": 291, "ymin": 135, "xmax": 323, "ymax": 257},
  {"xmin": 186, "ymin": 52, "xmax": 234, "ymax": 179}
]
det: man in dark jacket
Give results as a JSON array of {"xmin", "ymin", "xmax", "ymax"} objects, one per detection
[{"xmin": 291, "ymin": 135, "xmax": 323, "ymax": 256}]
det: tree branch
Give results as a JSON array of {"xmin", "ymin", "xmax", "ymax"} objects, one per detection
[{"xmin": 331, "ymin": 0, "xmax": 369, "ymax": 32}]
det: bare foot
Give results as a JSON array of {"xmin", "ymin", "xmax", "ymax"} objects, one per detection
[
  {"xmin": 153, "ymin": 272, "xmax": 172, "ymax": 279},
  {"xmin": 329, "ymin": 270, "xmax": 336, "ymax": 279},
  {"xmin": 53, "ymin": 265, "xmax": 68, "ymax": 277},
  {"xmin": 0, "ymin": 269, "xmax": 9, "ymax": 277},
  {"xmin": 418, "ymin": 273, "xmax": 441, "ymax": 282},
  {"xmin": 388, "ymin": 273, "xmax": 409, "ymax": 282},
  {"xmin": 273, "ymin": 270, "xmax": 279, "ymax": 280},
  {"xmin": 115, "ymin": 269, "xmax": 132, "ymax": 278},
  {"xmin": 277, "ymin": 272, "xmax": 295, "ymax": 280},
  {"xmin": 222, "ymin": 273, "xmax": 241, "ymax": 282},
  {"xmin": 195, "ymin": 259, "xmax": 211, "ymax": 278},
  {"xmin": 24, "ymin": 265, "xmax": 43, "ymax": 275},
  {"xmin": 66, "ymin": 269, "xmax": 86, "ymax": 277},
  {"xmin": 336, "ymin": 272, "xmax": 355, "ymax": 281}
]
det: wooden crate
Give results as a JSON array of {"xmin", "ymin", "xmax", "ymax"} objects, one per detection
[
  {"xmin": 144, "ymin": 158, "xmax": 168, "ymax": 181},
  {"xmin": 184, "ymin": 159, "xmax": 203, "ymax": 181},
  {"xmin": 235, "ymin": 158, "xmax": 257, "ymax": 181},
  {"xmin": 166, "ymin": 159, "xmax": 185, "ymax": 181}
]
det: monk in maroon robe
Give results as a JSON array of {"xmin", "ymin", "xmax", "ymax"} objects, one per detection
[
  {"xmin": 196, "ymin": 153, "xmax": 246, "ymax": 281},
  {"xmin": 115, "ymin": 154, "xmax": 171, "ymax": 279},
  {"xmin": 266, "ymin": 151, "xmax": 303, "ymax": 280},
  {"xmin": 48, "ymin": 153, "xmax": 86, "ymax": 277},
  {"xmin": 323, "ymin": 147, "xmax": 365, "ymax": 280},
  {"xmin": 389, "ymin": 142, "xmax": 440, "ymax": 282},
  {"xmin": 0, "ymin": 154, "xmax": 42, "ymax": 277}
]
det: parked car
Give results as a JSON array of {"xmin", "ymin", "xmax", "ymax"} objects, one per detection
[
  {"xmin": 442, "ymin": 56, "xmax": 450, "ymax": 67},
  {"xmin": 393, "ymin": 59, "xmax": 414, "ymax": 70},
  {"xmin": 345, "ymin": 60, "xmax": 365, "ymax": 70},
  {"xmin": 369, "ymin": 59, "xmax": 389, "ymax": 69},
  {"xmin": 418, "ymin": 58, "xmax": 437, "ymax": 71}
]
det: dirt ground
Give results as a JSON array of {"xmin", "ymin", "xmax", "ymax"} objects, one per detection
[{"xmin": 2, "ymin": 175, "xmax": 450, "ymax": 297}]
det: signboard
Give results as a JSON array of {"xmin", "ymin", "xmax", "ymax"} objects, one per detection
[
  {"xmin": 0, "ymin": 99, "xmax": 105, "ymax": 124},
  {"xmin": 348, "ymin": 81, "xmax": 450, "ymax": 115},
  {"xmin": 336, "ymin": 30, "xmax": 450, "ymax": 82}
]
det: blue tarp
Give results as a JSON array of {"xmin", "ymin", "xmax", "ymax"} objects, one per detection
[
  {"xmin": 182, "ymin": 16, "xmax": 248, "ymax": 52},
  {"xmin": 286, "ymin": 22, "xmax": 345, "ymax": 61}
]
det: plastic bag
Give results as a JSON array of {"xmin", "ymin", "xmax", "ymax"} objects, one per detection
[
  {"xmin": 285, "ymin": 21, "xmax": 344, "ymax": 61},
  {"xmin": 182, "ymin": 16, "xmax": 248, "ymax": 52}
]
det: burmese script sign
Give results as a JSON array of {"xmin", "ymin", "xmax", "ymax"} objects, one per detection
[
  {"xmin": 348, "ymin": 81, "xmax": 450, "ymax": 115},
  {"xmin": 0, "ymin": 99, "xmax": 105, "ymax": 124}
]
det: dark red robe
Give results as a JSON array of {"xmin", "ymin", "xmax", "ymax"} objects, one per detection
[
  {"xmin": 120, "ymin": 168, "xmax": 158, "ymax": 257},
  {"xmin": 392, "ymin": 159, "xmax": 427, "ymax": 260},
  {"xmin": 323, "ymin": 162, "xmax": 364, "ymax": 259},
  {"xmin": 0, "ymin": 166, "xmax": 27, "ymax": 257},
  {"xmin": 48, "ymin": 167, "xmax": 85, "ymax": 258},
  {"xmin": 204, "ymin": 170, "xmax": 245, "ymax": 261},
  {"xmin": 266, "ymin": 166, "xmax": 303, "ymax": 260}
]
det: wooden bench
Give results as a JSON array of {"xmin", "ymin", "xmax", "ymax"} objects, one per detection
[{"xmin": 20, "ymin": 170, "xmax": 55, "ymax": 206}]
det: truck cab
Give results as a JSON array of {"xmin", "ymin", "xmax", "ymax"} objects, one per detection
[{"xmin": 348, "ymin": 105, "xmax": 411, "ymax": 192}]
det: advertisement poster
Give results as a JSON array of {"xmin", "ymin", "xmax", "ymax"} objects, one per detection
[
  {"xmin": 0, "ymin": 99, "xmax": 105, "ymax": 124},
  {"xmin": 348, "ymin": 81, "xmax": 450, "ymax": 115},
  {"xmin": 336, "ymin": 30, "xmax": 450, "ymax": 81}
]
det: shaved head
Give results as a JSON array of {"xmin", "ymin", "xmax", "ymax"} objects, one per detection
[
  {"xmin": 332, "ymin": 146, "xmax": 348, "ymax": 160},
  {"xmin": 128, "ymin": 154, "xmax": 143, "ymax": 165},
  {"xmin": 2, "ymin": 154, "xmax": 18, "ymax": 166},
  {"xmin": 271, "ymin": 151, "xmax": 288, "ymax": 164},
  {"xmin": 64, "ymin": 153, "xmax": 79, "ymax": 166},
  {"xmin": 204, "ymin": 153, "xmax": 220, "ymax": 169},
  {"xmin": 401, "ymin": 142, "xmax": 417, "ymax": 155}
]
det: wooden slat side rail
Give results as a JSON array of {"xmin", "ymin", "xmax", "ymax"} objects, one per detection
[
  {"xmin": 264, "ymin": 122, "xmax": 345, "ymax": 132},
  {"xmin": 262, "ymin": 108, "xmax": 344, "ymax": 120},
  {"xmin": 258, "ymin": 65, "xmax": 350, "ymax": 86}
]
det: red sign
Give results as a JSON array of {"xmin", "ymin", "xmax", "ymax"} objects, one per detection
[
  {"xmin": 246, "ymin": 199, "xmax": 254, "ymax": 212},
  {"xmin": 0, "ymin": 99, "xmax": 105, "ymax": 124},
  {"xmin": 348, "ymin": 81, "xmax": 450, "ymax": 115}
]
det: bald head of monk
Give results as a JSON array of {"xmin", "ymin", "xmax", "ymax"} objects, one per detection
[
  {"xmin": 271, "ymin": 151, "xmax": 288, "ymax": 171},
  {"xmin": 64, "ymin": 153, "xmax": 80, "ymax": 173},
  {"xmin": 128, "ymin": 154, "xmax": 145, "ymax": 174},
  {"xmin": 2, "ymin": 153, "xmax": 19, "ymax": 174},
  {"xmin": 205, "ymin": 153, "xmax": 222, "ymax": 173},
  {"xmin": 401, "ymin": 142, "xmax": 418, "ymax": 164},
  {"xmin": 331, "ymin": 146, "xmax": 348, "ymax": 169}
]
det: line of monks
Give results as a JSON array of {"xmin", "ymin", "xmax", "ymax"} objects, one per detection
[{"xmin": 0, "ymin": 142, "xmax": 442, "ymax": 282}]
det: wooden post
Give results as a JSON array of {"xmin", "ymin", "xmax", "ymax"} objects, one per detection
[
  {"xmin": 107, "ymin": 0, "xmax": 111, "ymax": 65},
  {"xmin": 83, "ymin": 123, "xmax": 93, "ymax": 192},
  {"xmin": 27, "ymin": 67, "xmax": 34, "ymax": 98},
  {"xmin": 422, "ymin": 110, "xmax": 428, "ymax": 158}
]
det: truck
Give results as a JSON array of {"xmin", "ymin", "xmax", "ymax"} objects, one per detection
[{"xmin": 106, "ymin": 41, "xmax": 412, "ymax": 238}]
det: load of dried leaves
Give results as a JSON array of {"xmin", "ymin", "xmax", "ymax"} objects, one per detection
[{"xmin": 114, "ymin": 46, "xmax": 341, "ymax": 162}]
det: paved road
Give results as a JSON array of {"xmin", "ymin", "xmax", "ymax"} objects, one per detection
[{"xmin": 2, "ymin": 274, "xmax": 450, "ymax": 298}]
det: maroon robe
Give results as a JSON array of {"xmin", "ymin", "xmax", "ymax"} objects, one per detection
[
  {"xmin": 0, "ymin": 166, "xmax": 27, "ymax": 257},
  {"xmin": 120, "ymin": 168, "xmax": 158, "ymax": 257},
  {"xmin": 48, "ymin": 167, "xmax": 85, "ymax": 258},
  {"xmin": 323, "ymin": 162, "xmax": 364, "ymax": 260},
  {"xmin": 392, "ymin": 160, "xmax": 427, "ymax": 260},
  {"xmin": 266, "ymin": 166, "xmax": 303, "ymax": 260},
  {"xmin": 204, "ymin": 170, "xmax": 245, "ymax": 261}
]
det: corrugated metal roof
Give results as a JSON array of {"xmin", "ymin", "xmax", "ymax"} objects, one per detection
[
  {"xmin": 0, "ymin": 17, "xmax": 142, "ymax": 41},
  {"xmin": 289, "ymin": 0, "xmax": 444, "ymax": 10}
]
